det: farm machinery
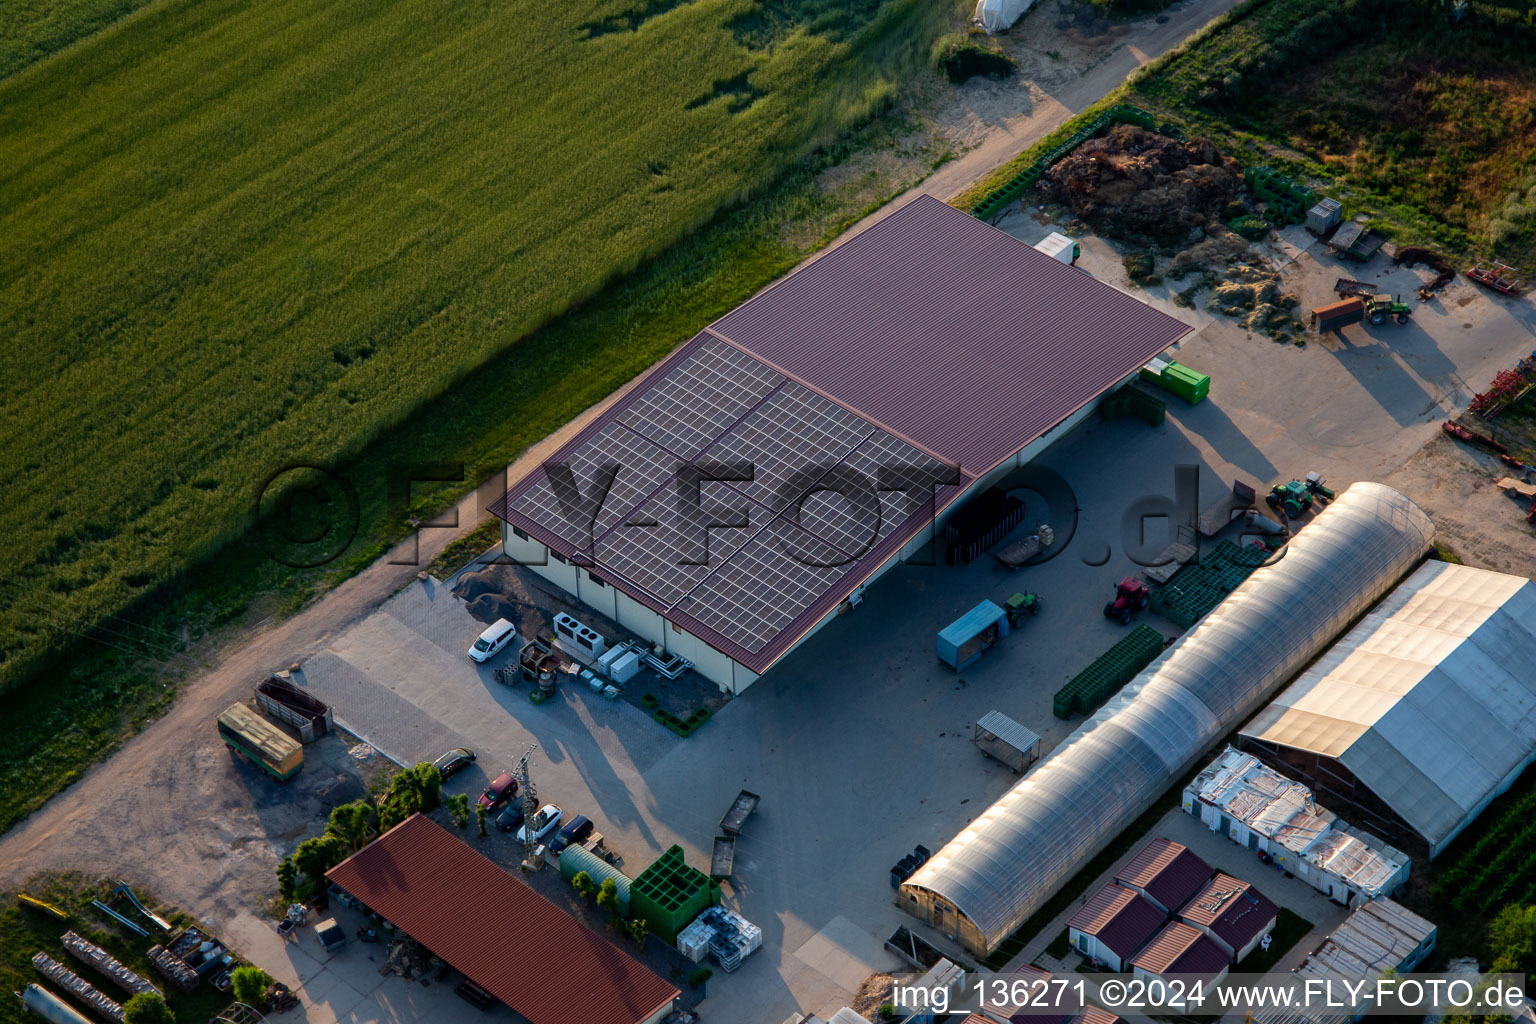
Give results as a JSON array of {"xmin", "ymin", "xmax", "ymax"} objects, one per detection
[
  {"xmin": 1467, "ymin": 262, "xmax": 1523, "ymax": 297},
  {"xmin": 1266, "ymin": 473, "xmax": 1335, "ymax": 520},
  {"xmin": 1334, "ymin": 279, "xmax": 1412, "ymax": 324},
  {"xmin": 1104, "ymin": 577, "xmax": 1150, "ymax": 625}
]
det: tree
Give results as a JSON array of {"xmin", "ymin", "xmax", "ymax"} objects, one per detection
[
  {"xmin": 571, "ymin": 871, "xmax": 594, "ymax": 904},
  {"xmin": 689, "ymin": 967, "xmax": 712, "ymax": 988},
  {"xmin": 275, "ymin": 857, "xmax": 298, "ymax": 903},
  {"xmin": 326, "ymin": 800, "xmax": 378, "ymax": 852},
  {"xmin": 475, "ymin": 803, "xmax": 488, "ymax": 837},
  {"xmin": 596, "ymin": 877, "xmax": 619, "ymax": 917},
  {"xmin": 231, "ymin": 966, "xmax": 270, "ymax": 1007},
  {"xmin": 412, "ymin": 762, "xmax": 442, "ymax": 811},
  {"xmin": 292, "ymin": 835, "xmax": 348, "ymax": 893},
  {"xmin": 123, "ymin": 993, "xmax": 175, "ymax": 1024},
  {"xmin": 1491, "ymin": 904, "xmax": 1536, "ymax": 975},
  {"xmin": 448, "ymin": 794, "xmax": 470, "ymax": 829},
  {"xmin": 626, "ymin": 915, "xmax": 649, "ymax": 949}
]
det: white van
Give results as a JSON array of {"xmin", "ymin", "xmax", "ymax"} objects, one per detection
[{"xmin": 468, "ymin": 618, "xmax": 518, "ymax": 662}]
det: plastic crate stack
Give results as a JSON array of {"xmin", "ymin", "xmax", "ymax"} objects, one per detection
[
  {"xmin": 676, "ymin": 906, "xmax": 762, "ymax": 972},
  {"xmin": 1148, "ymin": 541, "xmax": 1271, "ymax": 628},
  {"xmin": 1099, "ymin": 385, "xmax": 1166, "ymax": 427},
  {"xmin": 1052, "ymin": 625, "xmax": 1164, "ymax": 719}
]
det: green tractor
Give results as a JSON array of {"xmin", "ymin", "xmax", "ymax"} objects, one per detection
[
  {"xmin": 1364, "ymin": 293, "xmax": 1411, "ymax": 326},
  {"xmin": 1267, "ymin": 480, "xmax": 1314, "ymax": 520}
]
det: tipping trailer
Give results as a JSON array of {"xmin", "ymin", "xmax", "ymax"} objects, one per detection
[
  {"xmin": 710, "ymin": 836, "xmax": 735, "ymax": 880},
  {"xmin": 1313, "ymin": 297, "xmax": 1364, "ymax": 333},
  {"xmin": 719, "ymin": 790, "xmax": 760, "ymax": 836}
]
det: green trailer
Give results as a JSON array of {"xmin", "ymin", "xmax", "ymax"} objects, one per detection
[{"xmin": 1140, "ymin": 357, "xmax": 1210, "ymax": 404}]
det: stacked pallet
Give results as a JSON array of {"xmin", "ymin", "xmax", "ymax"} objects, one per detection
[{"xmin": 1053, "ymin": 625, "xmax": 1165, "ymax": 719}]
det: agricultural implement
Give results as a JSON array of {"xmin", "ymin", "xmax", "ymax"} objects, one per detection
[
  {"xmin": 1103, "ymin": 577, "xmax": 1150, "ymax": 625},
  {"xmin": 1467, "ymin": 262, "xmax": 1523, "ymax": 296},
  {"xmin": 1442, "ymin": 420, "xmax": 1509, "ymax": 454},
  {"xmin": 17, "ymin": 893, "xmax": 68, "ymax": 921},
  {"xmin": 990, "ymin": 523, "xmax": 1054, "ymax": 569},
  {"xmin": 1334, "ymin": 278, "xmax": 1372, "ymax": 298}
]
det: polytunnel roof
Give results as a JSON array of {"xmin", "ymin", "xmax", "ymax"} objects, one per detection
[
  {"xmin": 1241, "ymin": 561, "xmax": 1536, "ymax": 850},
  {"xmin": 902, "ymin": 483, "xmax": 1433, "ymax": 951}
]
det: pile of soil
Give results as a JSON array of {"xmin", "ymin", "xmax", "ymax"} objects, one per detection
[
  {"xmin": 1040, "ymin": 125, "xmax": 1244, "ymax": 247},
  {"xmin": 1394, "ymin": 245, "xmax": 1456, "ymax": 291}
]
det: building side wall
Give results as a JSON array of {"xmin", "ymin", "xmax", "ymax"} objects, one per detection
[{"xmin": 1069, "ymin": 929, "xmax": 1126, "ymax": 971}]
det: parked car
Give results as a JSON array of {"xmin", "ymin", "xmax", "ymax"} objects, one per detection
[
  {"xmin": 431, "ymin": 746, "xmax": 476, "ymax": 780},
  {"xmin": 477, "ymin": 773, "xmax": 519, "ymax": 811},
  {"xmin": 517, "ymin": 804, "xmax": 563, "ymax": 844},
  {"xmin": 494, "ymin": 802, "xmax": 526, "ymax": 833},
  {"xmin": 467, "ymin": 618, "xmax": 518, "ymax": 663},
  {"xmin": 549, "ymin": 814, "xmax": 593, "ymax": 854}
]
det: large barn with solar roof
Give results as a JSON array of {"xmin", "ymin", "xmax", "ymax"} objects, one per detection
[{"xmin": 490, "ymin": 195, "xmax": 1191, "ymax": 692}]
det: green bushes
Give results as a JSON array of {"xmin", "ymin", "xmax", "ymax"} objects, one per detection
[
  {"xmin": 931, "ymin": 34, "xmax": 1015, "ymax": 84},
  {"xmin": 230, "ymin": 966, "xmax": 269, "ymax": 1008},
  {"xmin": 123, "ymin": 993, "xmax": 175, "ymax": 1024}
]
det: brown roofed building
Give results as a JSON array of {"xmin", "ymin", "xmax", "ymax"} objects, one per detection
[
  {"xmin": 491, "ymin": 194, "xmax": 1192, "ymax": 694},
  {"xmin": 1129, "ymin": 922, "xmax": 1231, "ymax": 983},
  {"xmin": 1114, "ymin": 837, "xmax": 1212, "ymax": 915},
  {"xmin": 326, "ymin": 814, "xmax": 678, "ymax": 1024},
  {"xmin": 1177, "ymin": 874, "xmax": 1280, "ymax": 963},
  {"xmin": 1066, "ymin": 883, "xmax": 1166, "ymax": 971}
]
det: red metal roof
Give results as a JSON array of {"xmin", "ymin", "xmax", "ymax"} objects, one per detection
[
  {"xmin": 1130, "ymin": 922, "xmax": 1231, "ymax": 978},
  {"xmin": 1177, "ymin": 874, "xmax": 1279, "ymax": 954},
  {"xmin": 325, "ymin": 815, "xmax": 677, "ymax": 1024},
  {"xmin": 1114, "ymin": 838, "xmax": 1212, "ymax": 913},
  {"xmin": 711, "ymin": 194, "xmax": 1191, "ymax": 475},
  {"xmin": 1066, "ymin": 883, "xmax": 1166, "ymax": 960},
  {"xmin": 489, "ymin": 196, "xmax": 1189, "ymax": 676}
]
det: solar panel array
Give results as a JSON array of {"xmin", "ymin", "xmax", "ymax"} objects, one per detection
[{"xmin": 504, "ymin": 334, "xmax": 961, "ymax": 657}]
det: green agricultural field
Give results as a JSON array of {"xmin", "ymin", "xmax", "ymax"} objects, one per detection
[
  {"xmin": 0, "ymin": 0, "xmax": 947, "ymax": 694},
  {"xmin": 0, "ymin": 0, "xmax": 156, "ymax": 79},
  {"xmin": 1127, "ymin": 0, "xmax": 1536, "ymax": 267}
]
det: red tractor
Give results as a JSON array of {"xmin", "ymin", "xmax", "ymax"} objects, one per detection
[{"xmin": 1104, "ymin": 577, "xmax": 1150, "ymax": 625}]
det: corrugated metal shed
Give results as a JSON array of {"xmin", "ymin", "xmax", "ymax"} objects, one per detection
[
  {"xmin": 327, "ymin": 815, "xmax": 677, "ymax": 1024},
  {"xmin": 975, "ymin": 710, "xmax": 1041, "ymax": 757},
  {"xmin": 1300, "ymin": 899, "xmax": 1434, "ymax": 978},
  {"xmin": 1240, "ymin": 561, "xmax": 1536, "ymax": 855}
]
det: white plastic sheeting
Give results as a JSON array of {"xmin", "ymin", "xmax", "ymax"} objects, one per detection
[
  {"xmin": 1241, "ymin": 561, "xmax": 1536, "ymax": 856},
  {"xmin": 976, "ymin": 0, "xmax": 1036, "ymax": 34},
  {"xmin": 902, "ymin": 483, "xmax": 1433, "ymax": 954}
]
